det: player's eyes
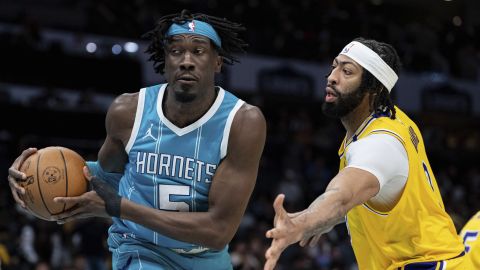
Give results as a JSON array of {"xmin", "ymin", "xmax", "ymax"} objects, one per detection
[
  {"xmin": 194, "ymin": 48, "xmax": 205, "ymax": 54},
  {"xmin": 169, "ymin": 48, "xmax": 182, "ymax": 55}
]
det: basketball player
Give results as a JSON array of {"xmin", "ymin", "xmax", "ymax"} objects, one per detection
[
  {"xmin": 461, "ymin": 211, "xmax": 480, "ymax": 268},
  {"xmin": 8, "ymin": 10, "xmax": 266, "ymax": 269},
  {"xmin": 264, "ymin": 38, "xmax": 472, "ymax": 270}
]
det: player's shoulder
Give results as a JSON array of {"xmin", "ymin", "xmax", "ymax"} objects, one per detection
[
  {"xmin": 105, "ymin": 91, "xmax": 140, "ymax": 133},
  {"xmin": 225, "ymin": 102, "xmax": 266, "ymax": 156},
  {"xmin": 113, "ymin": 92, "xmax": 139, "ymax": 107},
  {"xmin": 236, "ymin": 103, "xmax": 266, "ymax": 127},
  {"xmin": 227, "ymin": 103, "xmax": 266, "ymax": 146},
  {"xmin": 108, "ymin": 92, "xmax": 139, "ymax": 116},
  {"xmin": 467, "ymin": 211, "xmax": 480, "ymax": 224},
  {"xmin": 461, "ymin": 211, "xmax": 480, "ymax": 233}
]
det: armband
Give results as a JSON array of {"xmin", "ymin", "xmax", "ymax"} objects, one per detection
[{"xmin": 86, "ymin": 161, "xmax": 122, "ymax": 191}]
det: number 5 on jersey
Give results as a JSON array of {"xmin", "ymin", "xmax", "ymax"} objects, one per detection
[
  {"xmin": 159, "ymin": 184, "xmax": 190, "ymax": 212},
  {"xmin": 463, "ymin": 231, "xmax": 479, "ymax": 253}
]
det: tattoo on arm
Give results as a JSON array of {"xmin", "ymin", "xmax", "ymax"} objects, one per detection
[{"xmin": 302, "ymin": 188, "xmax": 347, "ymax": 238}]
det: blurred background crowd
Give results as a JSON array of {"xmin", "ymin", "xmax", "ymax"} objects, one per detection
[{"xmin": 0, "ymin": 0, "xmax": 479, "ymax": 269}]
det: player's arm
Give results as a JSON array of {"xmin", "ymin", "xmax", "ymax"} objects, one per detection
[
  {"xmin": 300, "ymin": 168, "xmax": 379, "ymax": 237},
  {"xmin": 120, "ymin": 104, "xmax": 266, "ymax": 250},
  {"xmin": 294, "ymin": 169, "xmax": 380, "ymax": 242},
  {"xmin": 264, "ymin": 133, "xmax": 409, "ymax": 270},
  {"xmin": 53, "ymin": 93, "xmax": 136, "ymax": 220},
  {"xmin": 96, "ymin": 93, "xmax": 137, "ymax": 173},
  {"xmin": 264, "ymin": 169, "xmax": 379, "ymax": 270},
  {"xmin": 7, "ymin": 93, "xmax": 134, "ymax": 209}
]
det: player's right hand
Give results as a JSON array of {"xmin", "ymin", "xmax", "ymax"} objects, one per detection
[
  {"xmin": 8, "ymin": 148, "xmax": 37, "ymax": 208},
  {"xmin": 264, "ymin": 194, "xmax": 304, "ymax": 270}
]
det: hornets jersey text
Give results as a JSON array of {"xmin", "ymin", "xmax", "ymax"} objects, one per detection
[{"xmin": 109, "ymin": 83, "xmax": 244, "ymax": 251}]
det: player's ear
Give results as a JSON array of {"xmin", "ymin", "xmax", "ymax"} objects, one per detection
[{"xmin": 214, "ymin": 55, "xmax": 223, "ymax": 73}]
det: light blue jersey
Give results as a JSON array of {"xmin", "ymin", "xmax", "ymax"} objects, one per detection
[{"xmin": 109, "ymin": 83, "xmax": 244, "ymax": 254}]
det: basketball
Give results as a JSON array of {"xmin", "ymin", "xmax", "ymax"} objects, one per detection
[{"xmin": 18, "ymin": 146, "xmax": 88, "ymax": 221}]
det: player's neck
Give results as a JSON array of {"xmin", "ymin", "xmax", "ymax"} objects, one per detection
[
  {"xmin": 341, "ymin": 102, "xmax": 372, "ymax": 141},
  {"xmin": 163, "ymin": 87, "xmax": 218, "ymax": 128}
]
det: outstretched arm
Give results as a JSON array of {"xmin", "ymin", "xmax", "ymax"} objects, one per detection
[{"xmin": 264, "ymin": 167, "xmax": 380, "ymax": 270}]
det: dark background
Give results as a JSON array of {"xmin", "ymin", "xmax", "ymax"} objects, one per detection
[{"xmin": 0, "ymin": 0, "xmax": 479, "ymax": 269}]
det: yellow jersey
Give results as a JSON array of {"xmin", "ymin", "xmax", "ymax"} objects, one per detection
[
  {"xmin": 340, "ymin": 107, "xmax": 468, "ymax": 269},
  {"xmin": 461, "ymin": 211, "xmax": 480, "ymax": 268}
]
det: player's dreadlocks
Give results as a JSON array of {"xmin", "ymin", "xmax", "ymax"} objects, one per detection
[
  {"xmin": 355, "ymin": 37, "xmax": 401, "ymax": 119},
  {"xmin": 143, "ymin": 9, "xmax": 248, "ymax": 74}
]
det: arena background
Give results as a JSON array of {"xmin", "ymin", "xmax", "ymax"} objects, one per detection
[{"xmin": 0, "ymin": 0, "xmax": 479, "ymax": 269}]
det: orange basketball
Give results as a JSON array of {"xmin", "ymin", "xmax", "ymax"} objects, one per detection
[{"xmin": 18, "ymin": 146, "xmax": 88, "ymax": 221}]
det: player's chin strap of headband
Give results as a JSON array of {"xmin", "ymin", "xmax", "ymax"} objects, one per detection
[
  {"xmin": 166, "ymin": 19, "xmax": 222, "ymax": 48},
  {"xmin": 339, "ymin": 41, "xmax": 398, "ymax": 92}
]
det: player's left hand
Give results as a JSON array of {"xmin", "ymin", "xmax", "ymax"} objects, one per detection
[
  {"xmin": 52, "ymin": 166, "xmax": 110, "ymax": 224},
  {"xmin": 264, "ymin": 194, "xmax": 304, "ymax": 270}
]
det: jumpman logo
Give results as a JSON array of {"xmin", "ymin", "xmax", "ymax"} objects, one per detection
[
  {"xmin": 127, "ymin": 185, "xmax": 136, "ymax": 200},
  {"xmin": 142, "ymin": 123, "xmax": 157, "ymax": 141}
]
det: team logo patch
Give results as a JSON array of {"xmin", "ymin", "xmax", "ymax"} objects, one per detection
[
  {"xmin": 42, "ymin": 166, "xmax": 62, "ymax": 184},
  {"xmin": 141, "ymin": 123, "xmax": 157, "ymax": 141},
  {"xmin": 188, "ymin": 21, "xmax": 195, "ymax": 32},
  {"xmin": 342, "ymin": 43, "xmax": 355, "ymax": 53}
]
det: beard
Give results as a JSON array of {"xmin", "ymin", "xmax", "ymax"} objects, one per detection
[
  {"xmin": 322, "ymin": 85, "xmax": 367, "ymax": 118},
  {"xmin": 173, "ymin": 90, "xmax": 196, "ymax": 103},
  {"xmin": 172, "ymin": 83, "xmax": 197, "ymax": 103}
]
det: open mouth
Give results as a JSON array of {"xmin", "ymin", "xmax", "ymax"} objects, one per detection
[{"xmin": 325, "ymin": 87, "xmax": 338, "ymax": 102}]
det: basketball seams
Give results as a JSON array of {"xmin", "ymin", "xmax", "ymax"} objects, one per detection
[
  {"xmin": 59, "ymin": 148, "xmax": 68, "ymax": 213},
  {"xmin": 36, "ymin": 150, "xmax": 53, "ymax": 219},
  {"xmin": 21, "ymin": 146, "xmax": 87, "ymax": 221}
]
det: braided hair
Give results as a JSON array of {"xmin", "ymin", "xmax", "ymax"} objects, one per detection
[
  {"xmin": 143, "ymin": 9, "xmax": 248, "ymax": 74},
  {"xmin": 354, "ymin": 37, "xmax": 401, "ymax": 119}
]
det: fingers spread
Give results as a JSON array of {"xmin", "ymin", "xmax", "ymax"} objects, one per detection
[
  {"xmin": 9, "ymin": 147, "xmax": 37, "ymax": 180},
  {"xmin": 15, "ymin": 148, "xmax": 37, "ymax": 168},
  {"xmin": 263, "ymin": 258, "xmax": 278, "ymax": 270},
  {"xmin": 53, "ymin": 196, "xmax": 79, "ymax": 204},
  {"xmin": 11, "ymin": 191, "xmax": 26, "ymax": 208},
  {"xmin": 272, "ymin": 194, "xmax": 286, "ymax": 215},
  {"xmin": 8, "ymin": 176, "xmax": 25, "ymax": 194},
  {"xmin": 21, "ymin": 148, "xmax": 37, "ymax": 159},
  {"xmin": 8, "ymin": 167, "xmax": 25, "ymax": 180},
  {"xmin": 52, "ymin": 206, "xmax": 81, "ymax": 221},
  {"xmin": 8, "ymin": 175, "xmax": 26, "ymax": 207},
  {"xmin": 266, "ymin": 228, "xmax": 284, "ymax": 239},
  {"xmin": 299, "ymin": 238, "xmax": 308, "ymax": 247},
  {"xmin": 309, "ymin": 235, "xmax": 321, "ymax": 247},
  {"xmin": 264, "ymin": 244, "xmax": 283, "ymax": 270},
  {"xmin": 265, "ymin": 246, "xmax": 276, "ymax": 259}
]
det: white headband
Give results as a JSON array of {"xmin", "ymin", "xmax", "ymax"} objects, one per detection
[{"xmin": 339, "ymin": 41, "xmax": 398, "ymax": 92}]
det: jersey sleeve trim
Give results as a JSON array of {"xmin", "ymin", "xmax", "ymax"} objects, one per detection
[
  {"xmin": 125, "ymin": 87, "xmax": 146, "ymax": 154},
  {"xmin": 362, "ymin": 203, "xmax": 389, "ymax": 216},
  {"xmin": 220, "ymin": 100, "xmax": 245, "ymax": 159},
  {"xmin": 368, "ymin": 129, "xmax": 405, "ymax": 145}
]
